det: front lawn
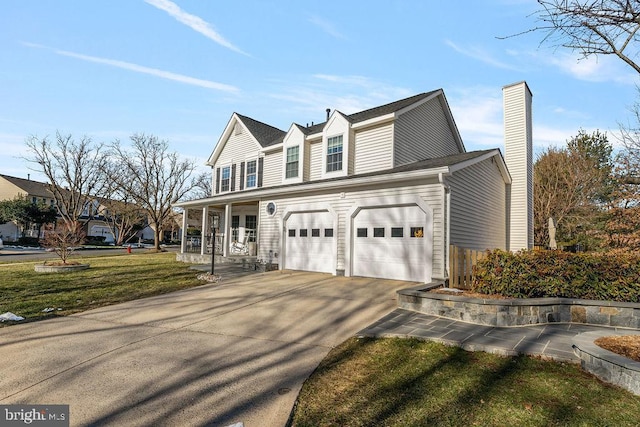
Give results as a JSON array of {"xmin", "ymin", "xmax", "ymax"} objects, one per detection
[
  {"xmin": 0, "ymin": 252, "xmax": 205, "ymax": 323},
  {"xmin": 290, "ymin": 337, "xmax": 640, "ymax": 426}
]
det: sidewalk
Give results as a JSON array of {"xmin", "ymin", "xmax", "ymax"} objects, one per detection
[{"xmin": 358, "ymin": 308, "xmax": 635, "ymax": 362}]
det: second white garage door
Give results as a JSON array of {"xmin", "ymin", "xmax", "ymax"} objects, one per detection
[
  {"xmin": 285, "ymin": 211, "xmax": 334, "ymax": 274},
  {"xmin": 352, "ymin": 205, "xmax": 429, "ymax": 282}
]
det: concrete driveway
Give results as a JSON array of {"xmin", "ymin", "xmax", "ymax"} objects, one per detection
[{"xmin": 0, "ymin": 270, "xmax": 409, "ymax": 426}]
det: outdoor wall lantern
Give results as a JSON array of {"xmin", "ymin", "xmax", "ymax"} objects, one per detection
[{"xmin": 211, "ymin": 213, "xmax": 220, "ymax": 275}]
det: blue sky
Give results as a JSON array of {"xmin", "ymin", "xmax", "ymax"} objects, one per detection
[{"xmin": 1, "ymin": 0, "xmax": 638, "ymax": 182}]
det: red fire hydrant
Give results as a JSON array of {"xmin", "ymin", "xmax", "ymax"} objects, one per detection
[{"xmin": 127, "ymin": 246, "xmax": 131, "ymax": 254}]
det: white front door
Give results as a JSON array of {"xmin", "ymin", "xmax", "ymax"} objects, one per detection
[
  {"xmin": 352, "ymin": 205, "xmax": 429, "ymax": 282},
  {"xmin": 285, "ymin": 211, "xmax": 334, "ymax": 274}
]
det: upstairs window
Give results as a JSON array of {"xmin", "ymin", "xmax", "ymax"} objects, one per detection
[
  {"xmin": 286, "ymin": 146, "xmax": 299, "ymax": 178},
  {"xmin": 221, "ymin": 166, "xmax": 231, "ymax": 192},
  {"xmin": 326, "ymin": 135, "xmax": 343, "ymax": 172},
  {"xmin": 246, "ymin": 160, "xmax": 257, "ymax": 188}
]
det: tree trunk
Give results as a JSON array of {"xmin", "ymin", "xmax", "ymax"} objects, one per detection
[{"xmin": 154, "ymin": 224, "xmax": 161, "ymax": 251}]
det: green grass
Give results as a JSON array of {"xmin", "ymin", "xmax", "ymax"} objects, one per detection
[
  {"xmin": 291, "ymin": 337, "xmax": 640, "ymax": 427},
  {"xmin": 0, "ymin": 252, "xmax": 206, "ymax": 324}
]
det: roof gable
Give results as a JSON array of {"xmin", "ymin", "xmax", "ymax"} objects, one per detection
[{"xmin": 207, "ymin": 113, "xmax": 286, "ymax": 165}]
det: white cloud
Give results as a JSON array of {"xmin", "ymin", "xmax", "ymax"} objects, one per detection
[
  {"xmin": 23, "ymin": 43, "xmax": 239, "ymax": 93},
  {"xmin": 444, "ymin": 39, "xmax": 521, "ymax": 71},
  {"xmin": 266, "ymin": 75, "xmax": 413, "ymax": 123},
  {"xmin": 308, "ymin": 15, "xmax": 347, "ymax": 40},
  {"xmin": 447, "ymin": 86, "xmax": 585, "ymax": 153},
  {"xmin": 536, "ymin": 51, "xmax": 638, "ymax": 85},
  {"xmin": 144, "ymin": 0, "xmax": 249, "ymax": 56}
]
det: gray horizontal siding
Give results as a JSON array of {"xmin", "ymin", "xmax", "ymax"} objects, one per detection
[
  {"xmin": 353, "ymin": 124, "xmax": 393, "ymax": 174},
  {"xmin": 308, "ymin": 141, "xmax": 323, "ymax": 181},
  {"xmin": 262, "ymin": 151, "xmax": 283, "ymax": 187},
  {"xmin": 448, "ymin": 158, "xmax": 507, "ymax": 251},
  {"xmin": 394, "ymin": 97, "xmax": 461, "ymax": 166}
]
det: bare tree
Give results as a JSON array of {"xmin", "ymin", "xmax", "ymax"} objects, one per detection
[
  {"xmin": 97, "ymin": 197, "xmax": 147, "ymax": 246},
  {"xmin": 107, "ymin": 134, "xmax": 196, "ymax": 250},
  {"xmin": 24, "ymin": 132, "xmax": 107, "ymax": 233},
  {"xmin": 186, "ymin": 171, "xmax": 213, "ymax": 200},
  {"xmin": 41, "ymin": 222, "xmax": 86, "ymax": 265},
  {"xmin": 534, "ymin": 132, "xmax": 612, "ymax": 246},
  {"xmin": 528, "ymin": 1, "xmax": 640, "ymax": 74}
]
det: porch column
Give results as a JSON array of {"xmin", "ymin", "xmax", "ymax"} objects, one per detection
[
  {"xmin": 181, "ymin": 208, "xmax": 188, "ymax": 253},
  {"xmin": 223, "ymin": 203, "xmax": 232, "ymax": 257},
  {"xmin": 201, "ymin": 206, "xmax": 209, "ymax": 255}
]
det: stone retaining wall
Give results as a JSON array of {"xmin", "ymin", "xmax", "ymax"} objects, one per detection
[
  {"xmin": 398, "ymin": 285, "xmax": 640, "ymax": 328},
  {"xmin": 572, "ymin": 331, "xmax": 640, "ymax": 396}
]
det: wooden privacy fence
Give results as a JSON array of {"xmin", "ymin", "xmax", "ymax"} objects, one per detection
[{"xmin": 449, "ymin": 245, "xmax": 486, "ymax": 289}]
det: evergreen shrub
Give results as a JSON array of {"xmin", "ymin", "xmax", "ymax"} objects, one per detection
[{"xmin": 472, "ymin": 249, "xmax": 640, "ymax": 302}]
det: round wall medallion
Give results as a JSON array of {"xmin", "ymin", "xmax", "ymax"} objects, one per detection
[{"xmin": 266, "ymin": 201, "xmax": 277, "ymax": 216}]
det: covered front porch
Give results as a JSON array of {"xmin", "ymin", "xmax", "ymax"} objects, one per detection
[{"xmin": 176, "ymin": 200, "xmax": 259, "ymax": 264}]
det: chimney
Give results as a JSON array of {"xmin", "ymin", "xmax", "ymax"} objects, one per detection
[
  {"xmin": 326, "ymin": 108, "xmax": 331, "ymax": 121},
  {"xmin": 27, "ymin": 174, "xmax": 30, "ymax": 181},
  {"xmin": 503, "ymin": 81, "xmax": 533, "ymax": 251}
]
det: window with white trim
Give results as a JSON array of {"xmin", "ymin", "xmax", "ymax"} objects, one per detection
[
  {"xmin": 286, "ymin": 146, "xmax": 299, "ymax": 178},
  {"xmin": 246, "ymin": 160, "xmax": 257, "ymax": 188},
  {"xmin": 326, "ymin": 135, "xmax": 343, "ymax": 172},
  {"xmin": 221, "ymin": 166, "xmax": 231, "ymax": 192}
]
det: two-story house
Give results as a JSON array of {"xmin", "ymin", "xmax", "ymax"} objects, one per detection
[
  {"xmin": 0, "ymin": 174, "xmax": 123, "ymax": 243},
  {"xmin": 176, "ymin": 81, "xmax": 533, "ymax": 284}
]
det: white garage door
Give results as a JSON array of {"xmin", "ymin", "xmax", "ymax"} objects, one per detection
[
  {"xmin": 352, "ymin": 206, "xmax": 429, "ymax": 282},
  {"xmin": 285, "ymin": 211, "xmax": 334, "ymax": 274}
]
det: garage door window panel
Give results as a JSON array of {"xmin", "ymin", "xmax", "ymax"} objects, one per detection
[
  {"xmin": 357, "ymin": 228, "xmax": 367, "ymax": 238},
  {"xmin": 300, "ymin": 229, "xmax": 308, "ymax": 237},
  {"xmin": 312, "ymin": 229, "xmax": 320, "ymax": 237},
  {"xmin": 352, "ymin": 206, "xmax": 430, "ymax": 282}
]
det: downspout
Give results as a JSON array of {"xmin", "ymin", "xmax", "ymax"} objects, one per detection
[{"xmin": 439, "ymin": 172, "xmax": 451, "ymax": 282}]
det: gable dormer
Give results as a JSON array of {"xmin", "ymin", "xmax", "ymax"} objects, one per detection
[
  {"xmin": 282, "ymin": 124, "xmax": 306, "ymax": 184},
  {"xmin": 321, "ymin": 111, "xmax": 353, "ymax": 179}
]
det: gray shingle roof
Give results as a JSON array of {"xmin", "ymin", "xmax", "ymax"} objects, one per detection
[
  {"xmin": 238, "ymin": 90, "xmax": 441, "ymax": 144},
  {"xmin": 346, "ymin": 91, "xmax": 439, "ymax": 124},
  {"xmin": 0, "ymin": 174, "xmax": 53, "ymax": 198},
  {"xmin": 235, "ymin": 113, "xmax": 286, "ymax": 147}
]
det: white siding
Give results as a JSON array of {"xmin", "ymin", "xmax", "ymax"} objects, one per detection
[
  {"xmin": 448, "ymin": 158, "xmax": 507, "ymax": 251},
  {"xmin": 503, "ymin": 82, "xmax": 533, "ymax": 251},
  {"xmin": 216, "ymin": 132, "xmax": 261, "ymax": 166},
  {"xmin": 214, "ymin": 132, "xmax": 261, "ymax": 192},
  {"xmin": 308, "ymin": 140, "xmax": 323, "ymax": 181},
  {"xmin": 303, "ymin": 141, "xmax": 311, "ymax": 182},
  {"xmin": 257, "ymin": 181, "xmax": 446, "ymax": 279},
  {"xmin": 394, "ymin": 97, "xmax": 461, "ymax": 166},
  {"xmin": 262, "ymin": 151, "xmax": 283, "ymax": 187},
  {"xmin": 353, "ymin": 123, "xmax": 393, "ymax": 174}
]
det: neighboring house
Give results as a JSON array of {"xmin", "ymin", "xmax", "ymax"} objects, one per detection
[
  {"xmin": 175, "ymin": 82, "xmax": 533, "ymax": 284},
  {"xmin": 0, "ymin": 174, "xmax": 122, "ymax": 243}
]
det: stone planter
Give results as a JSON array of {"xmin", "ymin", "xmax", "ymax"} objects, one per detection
[
  {"xmin": 34, "ymin": 263, "xmax": 90, "ymax": 273},
  {"xmin": 397, "ymin": 284, "xmax": 640, "ymax": 328},
  {"xmin": 572, "ymin": 331, "xmax": 640, "ymax": 396}
]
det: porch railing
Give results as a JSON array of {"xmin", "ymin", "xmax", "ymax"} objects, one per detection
[{"xmin": 184, "ymin": 235, "xmax": 224, "ymax": 254}]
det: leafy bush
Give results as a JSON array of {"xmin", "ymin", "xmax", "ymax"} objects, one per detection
[{"xmin": 472, "ymin": 249, "xmax": 640, "ymax": 302}]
